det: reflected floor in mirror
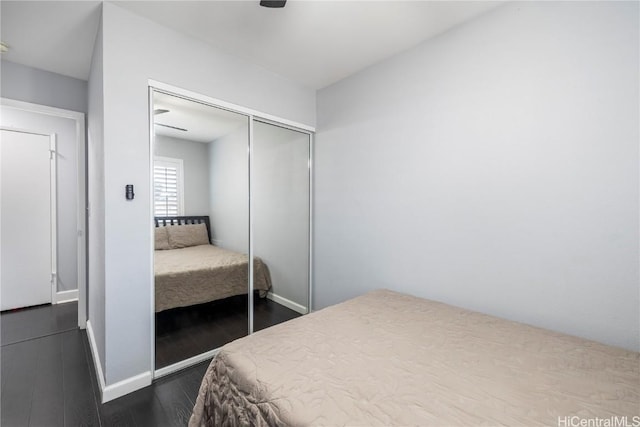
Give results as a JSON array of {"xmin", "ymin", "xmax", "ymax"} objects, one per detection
[{"xmin": 155, "ymin": 294, "xmax": 301, "ymax": 369}]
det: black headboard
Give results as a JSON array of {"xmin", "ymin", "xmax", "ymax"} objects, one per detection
[{"xmin": 154, "ymin": 216, "xmax": 212, "ymax": 244}]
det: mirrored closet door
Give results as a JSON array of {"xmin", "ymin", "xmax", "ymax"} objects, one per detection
[
  {"xmin": 151, "ymin": 88, "xmax": 313, "ymax": 375},
  {"xmin": 152, "ymin": 91, "xmax": 250, "ymax": 370},
  {"xmin": 252, "ymin": 121, "xmax": 310, "ymax": 331}
]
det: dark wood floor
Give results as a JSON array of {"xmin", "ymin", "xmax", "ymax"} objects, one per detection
[
  {"xmin": 1, "ymin": 301, "xmax": 77, "ymax": 346},
  {"xmin": 1, "ymin": 302, "xmax": 210, "ymax": 426},
  {"xmin": 156, "ymin": 294, "xmax": 301, "ymax": 368}
]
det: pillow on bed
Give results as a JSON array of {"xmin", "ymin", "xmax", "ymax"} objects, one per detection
[
  {"xmin": 167, "ymin": 223, "xmax": 210, "ymax": 249},
  {"xmin": 154, "ymin": 226, "xmax": 171, "ymax": 250}
]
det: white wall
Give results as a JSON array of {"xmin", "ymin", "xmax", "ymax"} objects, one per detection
[
  {"xmin": 155, "ymin": 135, "xmax": 210, "ymax": 216},
  {"xmin": 208, "ymin": 127, "xmax": 249, "ymax": 253},
  {"xmin": 1, "ymin": 60, "xmax": 88, "ymax": 113},
  {"xmin": 99, "ymin": 2, "xmax": 315, "ymax": 386},
  {"xmin": 87, "ymin": 15, "xmax": 106, "ymax": 377},
  {"xmin": 0, "ymin": 107, "xmax": 78, "ymax": 293},
  {"xmin": 315, "ymin": 2, "xmax": 639, "ymax": 351}
]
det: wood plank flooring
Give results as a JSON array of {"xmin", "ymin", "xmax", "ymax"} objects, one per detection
[
  {"xmin": 1, "ymin": 302, "xmax": 77, "ymax": 346},
  {"xmin": 155, "ymin": 294, "xmax": 301, "ymax": 368},
  {"xmin": 1, "ymin": 302, "xmax": 210, "ymax": 426}
]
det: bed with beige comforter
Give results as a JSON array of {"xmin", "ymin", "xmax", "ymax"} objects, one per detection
[
  {"xmin": 154, "ymin": 244, "xmax": 271, "ymax": 312},
  {"xmin": 189, "ymin": 289, "xmax": 639, "ymax": 426}
]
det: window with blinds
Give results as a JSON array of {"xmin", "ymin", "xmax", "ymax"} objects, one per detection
[{"xmin": 154, "ymin": 157, "xmax": 184, "ymax": 216}]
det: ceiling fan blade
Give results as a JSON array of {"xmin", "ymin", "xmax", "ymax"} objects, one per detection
[
  {"xmin": 260, "ymin": 0, "xmax": 286, "ymax": 8},
  {"xmin": 155, "ymin": 123, "xmax": 187, "ymax": 132},
  {"xmin": 154, "ymin": 109, "xmax": 169, "ymax": 115}
]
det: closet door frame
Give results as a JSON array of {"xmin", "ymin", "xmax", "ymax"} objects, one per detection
[{"xmin": 149, "ymin": 81, "xmax": 314, "ymax": 378}]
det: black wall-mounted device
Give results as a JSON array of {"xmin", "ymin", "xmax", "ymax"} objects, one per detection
[
  {"xmin": 260, "ymin": 0, "xmax": 286, "ymax": 8},
  {"xmin": 126, "ymin": 185, "xmax": 135, "ymax": 200}
]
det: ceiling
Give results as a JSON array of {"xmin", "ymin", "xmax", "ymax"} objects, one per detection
[
  {"xmin": 153, "ymin": 91, "xmax": 247, "ymax": 143},
  {"xmin": 1, "ymin": 0, "xmax": 502, "ymax": 89},
  {"xmin": 0, "ymin": 1, "xmax": 102, "ymax": 81}
]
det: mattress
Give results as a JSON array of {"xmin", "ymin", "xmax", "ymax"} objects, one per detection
[
  {"xmin": 154, "ymin": 244, "xmax": 271, "ymax": 312},
  {"xmin": 189, "ymin": 289, "xmax": 639, "ymax": 426}
]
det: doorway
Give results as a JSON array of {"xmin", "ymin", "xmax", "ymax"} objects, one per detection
[{"xmin": 0, "ymin": 98, "xmax": 87, "ymax": 327}]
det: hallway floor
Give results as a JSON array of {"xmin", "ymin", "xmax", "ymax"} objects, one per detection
[{"xmin": 1, "ymin": 302, "xmax": 209, "ymax": 426}]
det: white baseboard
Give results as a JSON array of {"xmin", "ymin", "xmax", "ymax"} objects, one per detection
[
  {"xmin": 55, "ymin": 289, "xmax": 78, "ymax": 304},
  {"xmin": 154, "ymin": 348, "xmax": 218, "ymax": 379},
  {"xmin": 266, "ymin": 292, "xmax": 307, "ymax": 315},
  {"xmin": 102, "ymin": 371, "xmax": 152, "ymax": 403},
  {"xmin": 86, "ymin": 320, "xmax": 106, "ymax": 400},
  {"xmin": 86, "ymin": 320, "xmax": 152, "ymax": 403}
]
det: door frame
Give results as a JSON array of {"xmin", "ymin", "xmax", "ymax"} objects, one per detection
[{"xmin": 0, "ymin": 98, "xmax": 87, "ymax": 328}]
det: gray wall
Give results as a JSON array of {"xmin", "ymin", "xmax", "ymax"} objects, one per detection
[
  {"xmin": 0, "ymin": 107, "xmax": 78, "ymax": 293},
  {"xmin": 208, "ymin": 126, "xmax": 249, "ymax": 253},
  {"xmin": 155, "ymin": 135, "xmax": 210, "ymax": 216},
  {"xmin": 87, "ymin": 15, "xmax": 106, "ymax": 378},
  {"xmin": 1, "ymin": 60, "xmax": 88, "ymax": 113},
  {"xmin": 98, "ymin": 2, "xmax": 315, "ymax": 385},
  {"xmin": 315, "ymin": 2, "xmax": 639, "ymax": 351}
]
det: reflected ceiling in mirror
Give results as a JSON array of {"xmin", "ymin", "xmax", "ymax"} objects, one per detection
[{"xmin": 153, "ymin": 92, "xmax": 247, "ymax": 143}]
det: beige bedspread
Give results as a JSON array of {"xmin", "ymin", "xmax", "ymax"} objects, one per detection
[
  {"xmin": 154, "ymin": 244, "xmax": 271, "ymax": 312},
  {"xmin": 190, "ymin": 289, "xmax": 639, "ymax": 426}
]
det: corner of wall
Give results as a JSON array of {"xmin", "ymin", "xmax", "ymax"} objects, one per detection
[{"xmin": 87, "ymin": 2, "xmax": 107, "ymax": 386}]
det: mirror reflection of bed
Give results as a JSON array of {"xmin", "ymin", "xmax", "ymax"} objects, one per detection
[
  {"xmin": 153, "ymin": 217, "xmax": 299, "ymax": 368},
  {"xmin": 152, "ymin": 92, "xmax": 309, "ymax": 370}
]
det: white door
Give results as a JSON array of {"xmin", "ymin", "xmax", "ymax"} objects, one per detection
[{"xmin": 0, "ymin": 129, "xmax": 56, "ymax": 311}]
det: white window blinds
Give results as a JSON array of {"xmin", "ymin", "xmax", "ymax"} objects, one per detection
[{"xmin": 154, "ymin": 157, "xmax": 184, "ymax": 216}]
